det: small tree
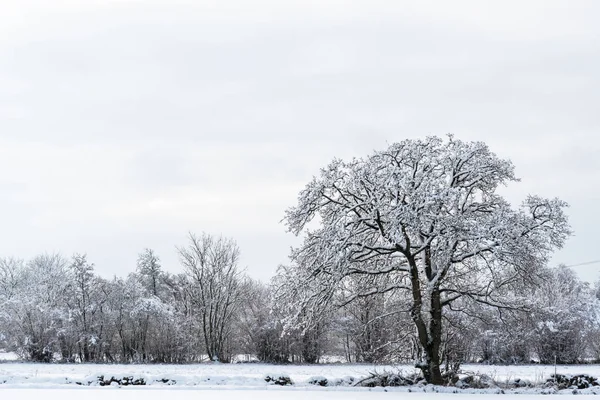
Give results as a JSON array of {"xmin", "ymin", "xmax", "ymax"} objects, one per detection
[
  {"xmin": 18, "ymin": 254, "xmax": 69, "ymax": 362},
  {"xmin": 179, "ymin": 233, "xmax": 244, "ymax": 363},
  {"xmin": 0, "ymin": 258, "xmax": 24, "ymax": 353},
  {"xmin": 137, "ymin": 248, "xmax": 162, "ymax": 297},
  {"xmin": 277, "ymin": 136, "xmax": 570, "ymax": 384},
  {"xmin": 531, "ymin": 265, "xmax": 591, "ymax": 364},
  {"xmin": 68, "ymin": 254, "xmax": 99, "ymax": 362}
]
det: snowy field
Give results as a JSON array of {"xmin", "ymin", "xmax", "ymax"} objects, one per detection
[
  {"xmin": 0, "ymin": 389, "xmax": 580, "ymax": 400},
  {"xmin": 1, "ymin": 361, "xmax": 600, "ymax": 395}
]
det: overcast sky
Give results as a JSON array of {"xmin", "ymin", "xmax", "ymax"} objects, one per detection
[{"xmin": 0, "ymin": 0, "xmax": 598, "ymax": 282}]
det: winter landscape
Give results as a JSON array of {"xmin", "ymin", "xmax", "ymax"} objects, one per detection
[{"xmin": 2, "ymin": 0, "xmax": 600, "ymax": 398}]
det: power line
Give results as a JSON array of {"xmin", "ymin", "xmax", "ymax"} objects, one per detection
[{"xmin": 565, "ymin": 260, "xmax": 600, "ymax": 268}]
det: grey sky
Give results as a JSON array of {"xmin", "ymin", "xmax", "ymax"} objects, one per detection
[{"xmin": 1, "ymin": 0, "xmax": 599, "ymax": 282}]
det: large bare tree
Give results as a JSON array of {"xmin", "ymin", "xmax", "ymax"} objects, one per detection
[{"xmin": 277, "ymin": 136, "xmax": 570, "ymax": 384}]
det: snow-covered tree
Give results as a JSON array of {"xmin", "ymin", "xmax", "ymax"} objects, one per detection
[
  {"xmin": 13, "ymin": 254, "xmax": 70, "ymax": 361},
  {"xmin": 137, "ymin": 248, "xmax": 162, "ymax": 297},
  {"xmin": 0, "ymin": 257, "xmax": 24, "ymax": 351},
  {"xmin": 277, "ymin": 136, "xmax": 570, "ymax": 383},
  {"xmin": 179, "ymin": 233, "xmax": 244, "ymax": 362},
  {"xmin": 64, "ymin": 254, "xmax": 107, "ymax": 362},
  {"xmin": 530, "ymin": 265, "xmax": 592, "ymax": 363},
  {"xmin": 0, "ymin": 258, "xmax": 22, "ymax": 301},
  {"xmin": 236, "ymin": 279, "xmax": 286, "ymax": 362}
]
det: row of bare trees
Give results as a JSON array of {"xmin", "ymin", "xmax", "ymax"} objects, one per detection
[
  {"xmin": 0, "ymin": 233, "xmax": 246, "ymax": 363},
  {"xmin": 1, "ymin": 233, "xmax": 377, "ymax": 364},
  {"xmin": 2, "ymin": 248, "xmax": 598, "ymax": 366}
]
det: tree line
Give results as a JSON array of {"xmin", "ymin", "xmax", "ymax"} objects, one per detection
[
  {"xmin": 0, "ymin": 137, "xmax": 595, "ymax": 385},
  {"xmin": 0, "ymin": 249, "xmax": 598, "ymax": 367}
]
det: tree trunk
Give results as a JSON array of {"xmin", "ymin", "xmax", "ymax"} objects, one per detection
[
  {"xmin": 424, "ymin": 285, "xmax": 444, "ymax": 385},
  {"xmin": 408, "ymin": 255, "xmax": 444, "ymax": 385}
]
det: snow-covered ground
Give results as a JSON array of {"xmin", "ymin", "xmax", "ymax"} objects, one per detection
[
  {"xmin": 0, "ymin": 362, "xmax": 600, "ymax": 393},
  {"xmin": 0, "ymin": 351, "xmax": 18, "ymax": 361},
  {"xmin": 0, "ymin": 389, "xmax": 577, "ymax": 400}
]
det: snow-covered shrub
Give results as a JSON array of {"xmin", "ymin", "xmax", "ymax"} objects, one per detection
[
  {"xmin": 354, "ymin": 370, "xmax": 419, "ymax": 387},
  {"xmin": 504, "ymin": 378, "xmax": 534, "ymax": 389},
  {"xmin": 96, "ymin": 375, "xmax": 146, "ymax": 386},
  {"xmin": 455, "ymin": 374, "xmax": 497, "ymax": 389},
  {"xmin": 308, "ymin": 376, "xmax": 328, "ymax": 386},
  {"xmin": 547, "ymin": 374, "xmax": 599, "ymax": 390},
  {"xmin": 155, "ymin": 378, "xmax": 177, "ymax": 385},
  {"xmin": 329, "ymin": 376, "xmax": 356, "ymax": 386},
  {"xmin": 264, "ymin": 373, "xmax": 293, "ymax": 386}
]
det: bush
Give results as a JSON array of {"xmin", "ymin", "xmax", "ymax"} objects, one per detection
[
  {"xmin": 504, "ymin": 378, "xmax": 533, "ymax": 389},
  {"xmin": 264, "ymin": 374, "xmax": 293, "ymax": 386},
  {"xmin": 308, "ymin": 376, "xmax": 328, "ymax": 386},
  {"xmin": 74, "ymin": 376, "xmax": 177, "ymax": 386},
  {"xmin": 330, "ymin": 376, "xmax": 355, "ymax": 386},
  {"xmin": 355, "ymin": 371, "xmax": 420, "ymax": 387},
  {"xmin": 547, "ymin": 374, "xmax": 599, "ymax": 389},
  {"xmin": 95, "ymin": 376, "xmax": 147, "ymax": 386},
  {"xmin": 454, "ymin": 374, "xmax": 496, "ymax": 389}
]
